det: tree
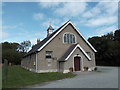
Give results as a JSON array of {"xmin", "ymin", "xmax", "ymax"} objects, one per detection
[
  {"xmin": 88, "ymin": 30, "xmax": 120, "ymax": 66},
  {"xmin": 114, "ymin": 29, "xmax": 120, "ymax": 41},
  {"xmin": 2, "ymin": 42, "xmax": 25, "ymax": 65},
  {"xmin": 103, "ymin": 32, "xmax": 114, "ymax": 40},
  {"xmin": 17, "ymin": 40, "xmax": 31, "ymax": 53}
]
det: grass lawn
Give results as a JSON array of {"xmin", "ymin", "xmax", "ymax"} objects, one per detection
[
  {"xmin": 0, "ymin": 67, "xmax": 2, "ymax": 89},
  {"xmin": 2, "ymin": 65, "xmax": 76, "ymax": 88}
]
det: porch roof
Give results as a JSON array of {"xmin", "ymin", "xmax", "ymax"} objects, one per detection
[{"xmin": 58, "ymin": 44, "xmax": 91, "ymax": 61}]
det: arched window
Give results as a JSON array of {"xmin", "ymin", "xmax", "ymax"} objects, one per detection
[{"xmin": 64, "ymin": 33, "xmax": 76, "ymax": 44}]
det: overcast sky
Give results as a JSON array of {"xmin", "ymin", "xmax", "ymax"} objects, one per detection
[{"xmin": 1, "ymin": 1, "xmax": 118, "ymax": 45}]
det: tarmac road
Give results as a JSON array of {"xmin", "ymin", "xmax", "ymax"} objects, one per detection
[{"xmin": 25, "ymin": 66, "xmax": 118, "ymax": 88}]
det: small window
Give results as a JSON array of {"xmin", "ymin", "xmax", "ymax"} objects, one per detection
[
  {"xmin": 47, "ymin": 59, "xmax": 52, "ymax": 66},
  {"xmin": 86, "ymin": 52, "xmax": 91, "ymax": 58},
  {"xmin": 46, "ymin": 51, "xmax": 53, "ymax": 59},
  {"xmin": 63, "ymin": 33, "xmax": 76, "ymax": 44}
]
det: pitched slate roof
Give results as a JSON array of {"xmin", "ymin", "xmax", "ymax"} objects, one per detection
[
  {"xmin": 24, "ymin": 20, "xmax": 97, "ymax": 57},
  {"xmin": 58, "ymin": 44, "xmax": 78, "ymax": 61},
  {"xmin": 24, "ymin": 20, "xmax": 70, "ymax": 57},
  {"xmin": 58, "ymin": 44, "xmax": 91, "ymax": 61}
]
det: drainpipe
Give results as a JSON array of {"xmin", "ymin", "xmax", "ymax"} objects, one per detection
[{"xmin": 36, "ymin": 52, "xmax": 38, "ymax": 72}]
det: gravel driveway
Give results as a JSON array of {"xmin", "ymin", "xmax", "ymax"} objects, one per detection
[{"xmin": 26, "ymin": 66, "xmax": 118, "ymax": 88}]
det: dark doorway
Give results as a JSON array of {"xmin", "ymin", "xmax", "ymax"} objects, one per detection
[{"xmin": 74, "ymin": 57, "xmax": 81, "ymax": 71}]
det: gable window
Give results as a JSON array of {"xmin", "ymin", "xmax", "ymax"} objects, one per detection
[
  {"xmin": 86, "ymin": 52, "xmax": 91, "ymax": 58},
  {"xmin": 64, "ymin": 33, "xmax": 76, "ymax": 44},
  {"xmin": 46, "ymin": 51, "xmax": 53, "ymax": 59}
]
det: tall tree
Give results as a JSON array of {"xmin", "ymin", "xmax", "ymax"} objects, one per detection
[
  {"xmin": 88, "ymin": 30, "xmax": 120, "ymax": 66},
  {"xmin": 17, "ymin": 40, "xmax": 31, "ymax": 53},
  {"xmin": 2, "ymin": 42, "xmax": 25, "ymax": 65},
  {"xmin": 114, "ymin": 29, "xmax": 120, "ymax": 41}
]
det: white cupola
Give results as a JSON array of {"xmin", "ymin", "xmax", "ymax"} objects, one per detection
[{"xmin": 47, "ymin": 25, "xmax": 54, "ymax": 37}]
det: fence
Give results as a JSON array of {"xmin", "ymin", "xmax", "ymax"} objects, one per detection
[{"xmin": 2, "ymin": 59, "xmax": 8, "ymax": 87}]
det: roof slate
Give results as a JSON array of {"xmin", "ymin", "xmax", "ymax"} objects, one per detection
[
  {"xmin": 24, "ymin": 20, "xmax": 70, "ymax": 57},
  {"xmin": 24, "ymin": 20, "xmax": 96, "ymax": 57},
  {"xmin": 58, "ymin": 44, "xmax": 78, "ymax": 61}
]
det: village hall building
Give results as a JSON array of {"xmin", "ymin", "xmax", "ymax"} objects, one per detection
[{"xmin": 21, "ymin": 20, "xmax": 97, "ymax": 73}]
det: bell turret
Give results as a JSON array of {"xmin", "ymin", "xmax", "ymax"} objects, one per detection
[{"xmin": 47, "ymin": 25, "xmax": 54, "ymax": 37}]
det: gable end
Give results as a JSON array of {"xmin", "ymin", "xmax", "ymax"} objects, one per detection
[{"xmin": 37, "ymin": 21, "xmax": 96, "ymax": 53}]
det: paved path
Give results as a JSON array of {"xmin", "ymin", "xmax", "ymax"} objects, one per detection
[{"xmin": 26, "ymin": 66, "xmax": 118, "ymax": 88}]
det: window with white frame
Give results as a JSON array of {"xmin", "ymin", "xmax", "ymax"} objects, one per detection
[
  {"xmin": 86, "ymin": 52, "xmax": 91, "ymax": 58},
  {"xmin": 64, "ymin": 33, "xmax": 76, "ymax": 44},
  {"xmin": 46, "ymin": 51, "xmax": 53, "ymax": 59}
]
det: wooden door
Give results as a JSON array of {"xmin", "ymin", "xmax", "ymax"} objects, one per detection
[{"xmin": 74, "ymin": 57, "xmax": 80, "ymax": 71}]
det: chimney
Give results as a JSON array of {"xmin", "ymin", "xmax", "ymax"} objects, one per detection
[
  {"xmin": 37, "ymin": 38, "xmax": 40, "ymax": 44},
  {"xmin": 47, "ymin": 25, "xmax": 54, "ymax": 37}
]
